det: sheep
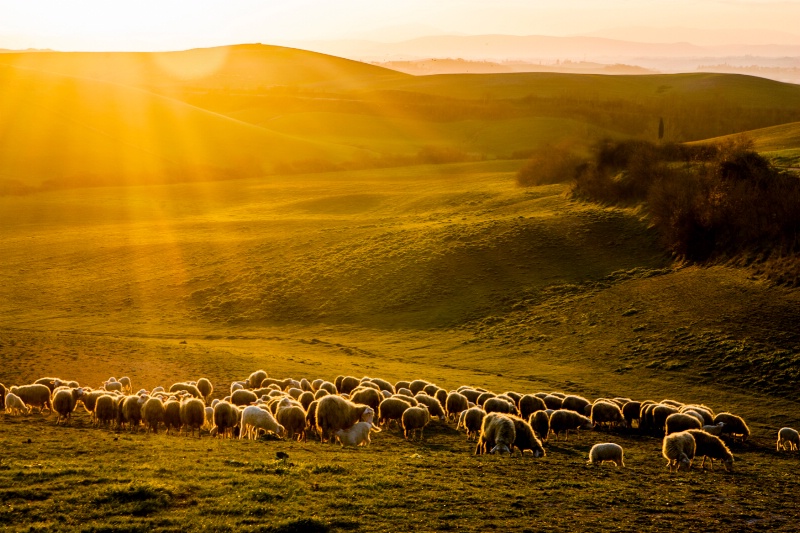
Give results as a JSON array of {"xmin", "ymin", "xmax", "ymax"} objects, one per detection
[
  {"xmin": 543, "ymin": 395, "xmax": 564, "ymax": 410},
  {"xmin": 414, "ymin": 394, "xmax": 446, "ymax": 421},
  {"xmin": 519, "ymin": 394, "xmax": 547, "ymax": 420},
  {"xmin": 305, "ymin": 400, "xmax": 319, "ymax": 434},
  {"xmin": 350, "ymin": 388, "xmax": 383, "ymax": 411},
  {"xmin": 396, "ymin": 388, "xmax": 414, "ymax": 399},
  {"xmin": 202, "ymin": 407, "xmax": 215, "ymax": 430},
  {"xmin": 457, "ymin": 407, "xmax": 486, "ymax": 441},
  {"xmin": 503, "ymin": 391, "xmax": 522, "ymax": 406},
  {"xmin": 311, "ymin": 379, "xmax": 324, "ymax": 391},
  {"xmin": 680, "ymin": 404, "xmax": 714, "ymax": 425},
  {"xmin": 339, "ymin": 376, "xmax": 361, "ymax": 395},
  {"xmin": 276, "ymin": 405, "xmax": 307, "ymax": 442},
  {"xmin": 4, "ymin": 392, "xmax": 29, "ymax": 415},
  {"xmin": 445, "ymin": 392, "xmax": 469, "ymax": 421},
  {"xmin": 169, "ymin": 382, "xmax": 203, "ymax": 399},
  {"xmin": 394, "ymin": 393, "xmax": 417, "ymax": 406},
  {"xmin": 104, "ymin": 381, "xmax": 124, "ymax": 393},
  {"xmin": 459, "ymin": 389, "xmax": 482, "ymax": 404},
  {"xmin": 562, "ymin": 395, "xmax": 591, "ymax": 414},
  {"xmin": 231, "ymin": 389, "xmax": 258, "ymax": 407},
  {"xmin": 509, "ymin": 415, "xmax": 545, "ymax": 457},
  {"xmin": 662, "ymin": 431, "xmax": 696, "ymax": 472},
  {"xmin": 587, "ymin": 443, "xmax": 625, "ymax": 467},
  {"xmin": 402, "ymin": 405, "xmax": 431, "ymax": 441},
  {"xmin": 299, "ymin": 378, "xmax": 313, "ymax": 392},
  {"xmin": 622, "ymin": 401, "xmax": 642, "ymax": 428},
  {"xmin": 529, "ymin": 411, "xmax": 551, "ymax": 442},
  {"xmin": 287, "ymin": 387, "xmax": 304, "ymax": 400},
  {"xmin": 34, "ymin": 377, "xmax": 62, "ymax": 391},
  {"xmin": 0, "ymin": 383, "xmax": 5, "ymax": 410},
  {"xmin": 687, "ymin": 429, "xmax": 734, "ymax": 471},
  {"xmin": 713, "ymin": 412, "xmax": 750, "ymax": 441},
  {"xmin": 335, "ymin": 421, "xmax": 381, "ymax": 447},
  {"xmin": 80, "ymin": 389, "xmax": 107, "ymax": 420},
  {"xmin": 240, "ymin": 405, "xmax": 284, "ymax": 440},
  {"xmin": 141, "ymin": 397, "xmax": 165, "ymax": 433},
  {"xmin": 423, "ymin": 384, "xmax": 440, "ymax": 397},
  {"xmin": 549, "ymin": 410, "xmax": 593, "ymax": 441},
  {"xmin": 484, "ymin": 397, "xmax": 517, "ymax": 416},
  {"xmin": 314, "ymin": 389, "xmax": 330, "ymax": 400},
  {"xmin": 319, "ymin": 381, "xmax": 337, "ymax": 395},
  {"xmin": 665, "ymin": 413, "xmax": 703, "ymax": 435},
  {"xmin": 316, "ymin": 395, "xmax": 370, "ymax": 443},
  {"xmin": 118, "ymin": 376, "xmax": 132, "ymax": 394},
  {"xmin": 378, "ymin": 397, "xmax": 412, "ymax": 429},
  {"xmin": 475, "ymin": 413, "xmax": 516, "ymax": 455},
  {"xmin": 247, "ymin": 370, "xmax": 268, "ymax": 389},
  {"xmin": 367, "ymin": 378, "xmax": 394, "ymax": 394},
  {"xmin": 120, "ymin": 395, "xmax": 147, "ymax": 431},
  {"xmin": 434, "ymin": 389, "xmax": 448, "ymax": 407},
  {"xmin": 652, "ymin": 404, "xmax": 679, "ymax": 432},
  {"xmin": 394, "ymin": 380, "xmax": 411, "ymax": 392},
  {"xmin": 661, "ymin": 399, "xmax": 684, "ymax": 408},
  {"xmin": 298, "ymin": 391, "xmax": 315, "ymax": 411},
  {"xmin": 407, "ymin": 380, "xmax": 430, "ymax": 395},
  {"xmin": 477, "ymin": 392, "xmax": 496, "ymax": 407},
  {"xmin": 196, "ymin": 378, "xmax": 213, "ymax": 403},
  {"xmin": 702, "ymin": 422, "xmax": 726, "ymax": 436},
  {"xmin": 590, "ymin": 401, "xmax": 624, "ymax": 429},
  {"xmin": 180, "ymin": 398, "xmax": 206, "ymax": 437},
  {"xmin": 213, "ymin": 401, "xmax": 239, "ymax": 438},
  {"xmin": 10, "ymin": 384, "xmax": 52, "ymax": 413},
  {"xmin": 777, "ymin": 427, "xmax": 800, "ymax": 452},
  {"xmin": 94, "ymin": 395, "xmax": 117, "ymax": 427},
  {"xmin": 52, "ymin": 387, "xmax": 85, "ymax": 425}
]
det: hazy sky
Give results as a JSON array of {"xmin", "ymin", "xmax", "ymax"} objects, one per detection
[{"xmin": 2, "ymin": 0, "xmax": 800, "ymax": 50}]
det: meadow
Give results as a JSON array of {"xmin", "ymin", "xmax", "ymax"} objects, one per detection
[{"xmin": 2, "ymin": 45, "xmax": 800, "ymax": 532}]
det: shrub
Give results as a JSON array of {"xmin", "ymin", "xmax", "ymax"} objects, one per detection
[{"xmin": 516, "ymin": 145, "xmax": 582, "ymax": 186}]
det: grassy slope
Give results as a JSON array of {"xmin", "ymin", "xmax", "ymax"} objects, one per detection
[
  {"xmin": 692, "ymin": 121, "xmax": 800, "ymax": 166},
  {"xmin": 2, "ymin": 163, "xmax": 800, "ymax": 530},
  {"xmin": 0, "ymin": 65, "xmax": 366, "ymax": 190}
]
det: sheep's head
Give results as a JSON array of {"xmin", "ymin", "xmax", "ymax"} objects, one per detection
[
  {"xmin": 678, "ymin": 454, "xmax": 692, "ymax": 471},
  {"xmin": 533, "ymin": 448, "xmax": 545, "ymax": 458},
  {"xmin": 490, "ymin": 443, "xmax": 511, "ymax": 455},
  {"xmin": 722, "ymin": 457, "xmax": 734, "ymax": 472}
]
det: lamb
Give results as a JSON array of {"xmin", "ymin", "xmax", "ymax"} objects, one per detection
[
  {"xmin": 662, "ymin": 431, "xmax": 696, "ymax": 472},
  {"xmin": 475, "ymin": 413, "xmax": 516, "ymax": 455},
  {"xmin": 457, "ymin": 407, "xmax": 486, "ymax": 441},
  {"xmin": 231, "ymin": 389, "xmax": 258, "ymax": 406},
  {"xmin": 396, "ymin": 388, "xmax": 415, "ymax": 399},
  {"xmin": 5, "ymin": 392, "xmax": 29, "ymax": 415},
  {"xmin": 213, "ymin": 401, "xmax": 239, "ymax": 438},
  {"xmin": 52, "ymin": 387, "xmax": 85, "ymax": 425},
  {"xmin": 562, "ymin": 395, "xmax": 591, "ymax": 414},
  {"xmin": 287, "ymin": 387, "xmax": 304, "ymax": 400},
  {"xmin": 315, "ymin": 395, "xmax": 370, "ymax": 443},
  {"xmin": 713, "ymin": 412, "xmax": 750, "ymax": 441},
  {"xmin": 590, "ymin": 401, "xmax": 624, "ymax": 428},
  {"xmin": 587, "ymin": 443, "xmax": 625, "ymax": 467},
  {"xmin": 687, "ymin": 429, "xmax": 734, "ymax": 471},
  {"xmin": 335, "ymin": 421, "xmax": 381, "ymax": 447},
  {"xmin": 509, "ymin": 415, "xmax": 545, "ymax": 457},
  {"xmin": 519, "ymin": 394, "xmax": 547, "ymax": 420},
  {"xmin": 528, "ymin": 410, "xmax": 551, "ymax": 441},
  {"xmin": 503, "ymin": 391, "xmax": 522, "ymax": 406},
  {"xmin": 777, "ymin": 427, "xmax": 800, "ymax": 452},
  {"xmin": 414, "ymin": 394, "xmax": 446, "ymax": 420},
  {"xmin": 10, "ymin": 384, "xmax": 52, "ymax": 413},
  {"xmin": 196, "ymin": 378, "xmax": 213, "ymax": 403},
  {"xmin": 665, "ymin": 413, "xmax": 703, "ymax": 435},
  {"xmin": 141, "ymin": 396, "xmax": 165, "ymax": 433},
  {"xmin": 240, "ymin": 405, "xmax": 284, "ymax": 440},
  {"xmin": 423, "ymin": 384, "xmax": 441, "ymax": 397},
  {"xmin": 94, "ymin": 395, "xmax": 117, "ymax": 427},
  {"xmin": 402, "ymin": 405, "xmax": 431, "ymax": 441},
  {"xmin": 276, "ymin": 405, "xmax": 307, "ymax": 442},
  {"xmin": 180, "ymin": 398, "xmax": 206, "ymax": 437},
  {"xmin": 445, "ymin": 392, "xmax": 469, "ymax": 421}
]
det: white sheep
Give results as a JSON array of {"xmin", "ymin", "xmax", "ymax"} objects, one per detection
[
  {"xmin": 662, "ymin": 431, "xmax": 696, "ymax": 472},
  {"xmin": 777, "ymin": 427, "xmax": 800, "ymax": 452},
  {"xmin": 702, "ymin": 422, "xmax": 725, "ymax": 436},
  {"xmin": 5, "ymin": 392, "xmax": 29, "ymax": 415},
  {"xmin": 240, "ymin": 405, "xmax": 285, "ymax": 440},
  {"xmin": 587, "ymin": 443, "xmax": 625, "ymax": 467},
  {"xmin": 334, "ymin": 421, "xmax": 381, "ymax": 447}
]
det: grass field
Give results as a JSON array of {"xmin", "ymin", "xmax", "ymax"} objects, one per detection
[{"xmin": 2, "ymin": 161, "xmax": 800, "ymax": 531}]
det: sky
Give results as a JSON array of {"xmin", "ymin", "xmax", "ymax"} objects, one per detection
[{"xmin": 1, "ymin": 0, "xmax": 800, "ymax": 51}]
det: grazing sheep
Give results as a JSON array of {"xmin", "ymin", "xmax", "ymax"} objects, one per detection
[
  {"xmin": 213, "ymin": 401, "xmax": 239, "ymax": 438},
  {"xmin": 665, "ymin": 413, "xmax": 703, "ymax": 435},
  {"xmin": 34, "ymin": 377, "xmax": 61, "ymax": 392},
  {"xmin": 350, "ymin": 388, "xmax": 383, "ymax": 411},
  {"xmin": 378, "ymin": 397, "xmax": 412, "ymax": 429},
  {"xmin": 52, "ymin": 387, "xmax": 85, "ymax": 425},
  {"xmin": 334, "ymin": 375, "xmax": 346, "ymax": 393},
  {"xmin": 477, "ymin": 392, "xmax": 496, "ymax": 407},
  {"xmin": 652, "ymin": 404, "xmax": 679, "ymax": 432},
  {"xmin": 562, "ymin": 395, "xmax": 591, "ymax": 414},
  {"xmin": 475, "ymin": 413, "xmax": 516, "ymax": 455},
  {"xmin": 680, "ymin": 404, "xmax": 714, "ymax": 425},
  {"xmin": 367, "ymin": 378, "xmax": 394, "ymax": 394},
  {"xmin": 203, "ymin": 407, "xmax": 214, "ymax": 430},
  {"xmin": 80, "ymin": 389, "xmax": 107, "ymax": 420},
  {"xmin": 162, "ymin": 400, "xmax": 182, "ymax": 435},
  {"xmin": 394, "ymin": 393, "xmax": 417, "ymax": 406},
  {"xmin": 396, "ymin": 387, "xmax": 414, "ymax": 398},
  {"xmin": 777, "ymin": 427, "xmax": 800, "ymax": 452},
  {"xmin": 169, "ymin": 382, "xmax": 203, "ymax": 399},
  {"xmin": 231, "ymin": 389, "xmax": 258, "ymax": 407},
  {"xmin": 335, "ymin": 421, "xmax": 381, "ymax": 447},
  {"xmin": 622, "ymin": 401, "xmax": 642, "ymax": 428},
  {"xmin": 180, "ymin": 398, "xmax": 206, "ymax": 437},
  {"xmin": 319, "ymin": 382, "xmax": 337, "ymax": 395},
  {"xmin": 298, "ymin": 391, "xmax": 315, "ymax": 410},
  {"xmin": 529, "ymin": 410, "xmax": 551, "ymax": 441},
  {"xmin": 196, "ymin": 378, "xmax": 213, "ymax": 403},
  {"xmin": 408, "ymin": 380, "xmax": 430, "ymax": 395},
  {"xmin": 662, "ymin": 431, "xmax": 696, "ymax": 472},
  {"xmin": 414, "ymin": 394, "xmax": 446, "ymax": 421},
  {"xmin": 314, "ymin": 389, "xmax": 330, "ymax": 400},
  {"xmin": 640, "ymin": 402, "xmax": 658, "ymax": 431},
  {"xmin": 402, "ymin": 405, "xmax": 431, "ymax": 441},
  {"xmin": 509, "ymin": 415, "xmax": 545, "ymax": 457},
  {"xmin": 305, "ymin": 400, "xmax": 319, "ymax": 433},
  {"xmin": 423, "ymin": 384, "xmax": 440, "ymax": 397},
  {"xmin": 519, "ymin": 395, "xmax": 547, "ymax": 420},
  {"xmin": 713, "ymin": 412, "xmax": 750, "ymax": 441},
  {"xmin": 120, "ymin": 395, "xmax": 147, "ymax": 431},
  {"xmin": 590, "ymin": 401, "xmax": 624, "ymax": 429},
  {"xmin": 702, "ymin": 422, "xmax": 725, "ymax": 436},
  {"xmin": 316, "ymin": 395, "xmax": 370, "ymax": 443},
  {"xmin": 484, "ymin": 397, "xmax": 517, "ymax": 416},
  {"xmin": 94, "ymin": 395, "xmax": 117, "ymax": 427},
  {"xmin": 549, "ymin": 410, "xmax": 593, "ymax": 441},
  {"xmin": 247, "ymin": 370, "xmax": 268, "ymax": 389},
  {"xmin": 240, "ymin": 405, "xmax": 284, "ymax": 440},
  {"xmin": 459, "ymin": 389, "xmax": 482, "ymax": 404},
  {"xmin": 10, "ymin": 384, "xmax": 52, "ymax": 413},
  {"xmin": 445, "ymin": 392, "xmax": 469, "ymax": 421},
  {"xmin": 339, "ymin": 376, "xmax": 361, "ymax": 395},
  {"xmin": 543, "ymin": 395, "xmax": 564, "ymax": 410},
  {"xmin": 299, "ymin": 378, "xmax": 313, "ymax": 392},
  {"xmin": 661, "ymin": 399, "xmax": 684, "ymax": 408},
  {"xmin": 503, "ymin": 391, "xmax": 522, "ymax": 406},
  {"xmin": 394, "ymin": 380, "xmax": 411, "ymax": 392},
  {"xmin": 118, "ymin": 377, "xmax": 132, "ymax": 394},
  {"xmin": 687, "ymin": 429, "xmax": 734, "ymax": 471},
  {"xmin": 458, "ymin": 407, "xmax": 486, "ymax": 441},
  {"xmin": 142, "ymin": 397, "xmax": 165, "ymax": 433},
  {"xmin": 588, "ymin": 443, "xmax": 625, "ymax": 467},
  {"xmin": 5, "ymin": 392, "xmax": 29, "ymax": 415},
  {"xmin": 311, "ymin": 379, "xmax": 324, "ymax": 392},
  {"xmin": 277, "ymin": 405, "xmax": 307, "ymax": 442}
]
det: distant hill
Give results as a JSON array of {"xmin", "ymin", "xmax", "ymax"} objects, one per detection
[{"xmin": 376, "ymin": 58, "xmax": 654, "ymax": 76}]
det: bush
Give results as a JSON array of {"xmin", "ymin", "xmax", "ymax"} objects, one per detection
[{"xmin": 516, "ymin": 146, "xmax": 581, "ymax": 186}]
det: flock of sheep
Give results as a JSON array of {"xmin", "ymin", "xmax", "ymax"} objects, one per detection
[{"xmin": 3, "ymin": 371, "xmax": 799, "ymax": 472}]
